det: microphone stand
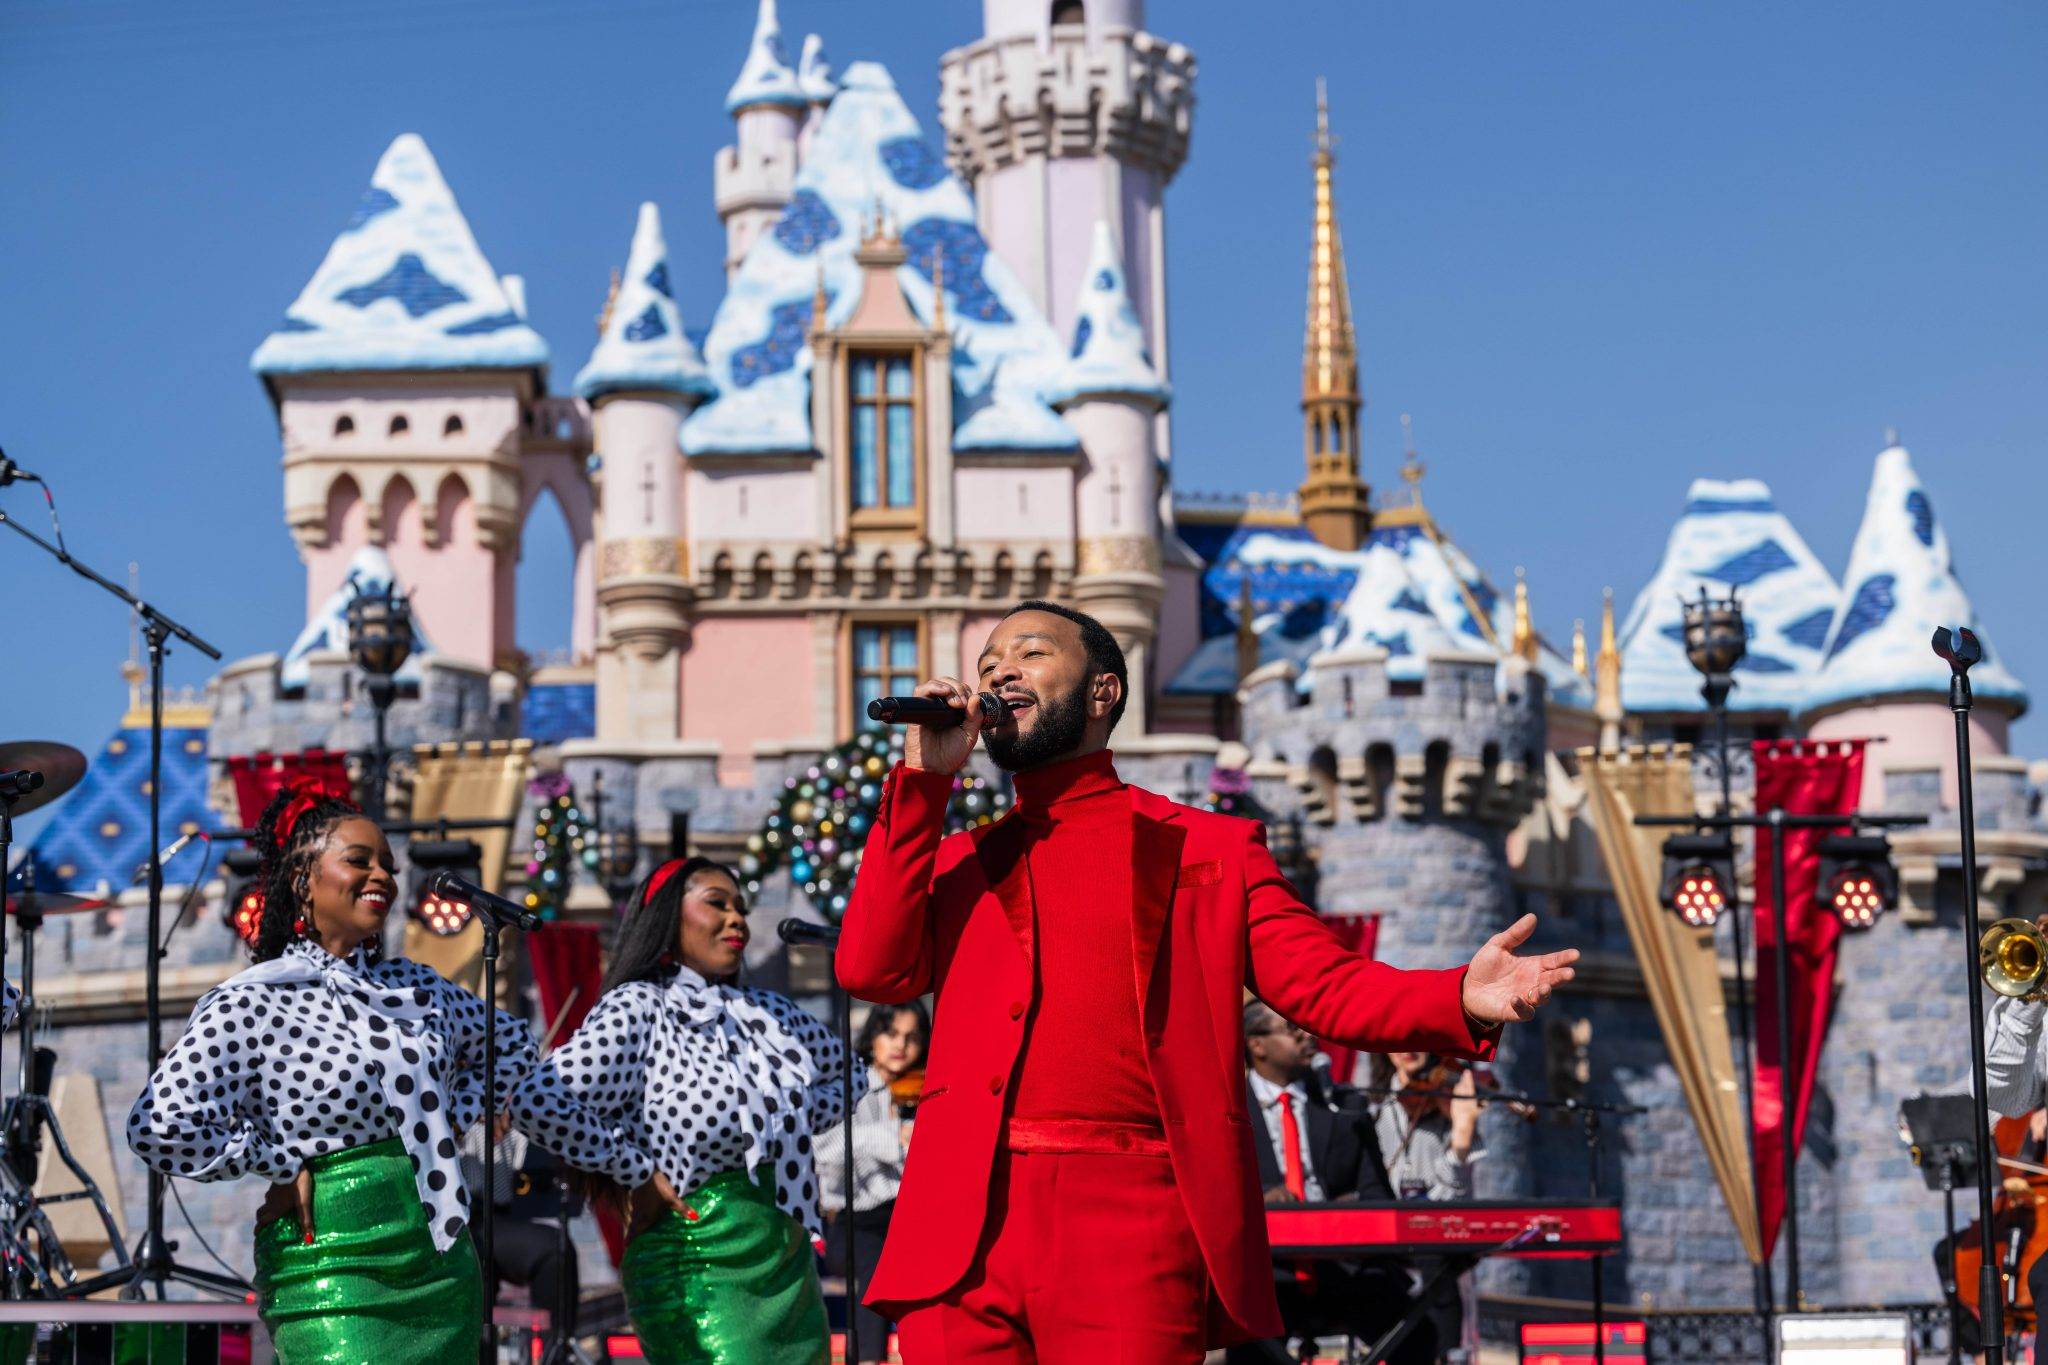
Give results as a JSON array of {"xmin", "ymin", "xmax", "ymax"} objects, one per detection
[
  {"xmin": 0, "ymin": 503, "xmax": 242, "ymax": 1302},
  {"xmin": 1936, "ymin": 626, "xmax": 2004, "ymax": 1365},
  {"xmin": 473, "ymin": 898, "xmax": 539, "ymax": 1365},
  {"xmin": 777, "ymin": 919, "xmax": 860, "ymax": 1363}
]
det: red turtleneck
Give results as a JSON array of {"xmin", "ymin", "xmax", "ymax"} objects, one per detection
[{"xmin": 1005, "ymin": 749, "xmax": 1161, "ymax": 1127}]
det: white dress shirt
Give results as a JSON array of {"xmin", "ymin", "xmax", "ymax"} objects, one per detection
[
  {"xmin": 816, "ymin": 1066, "xmax": 911, "ymax": 1215},
  {"xmin": 1249, "ymin": 1069, "xmax": 1325, "ymax": 1202}
]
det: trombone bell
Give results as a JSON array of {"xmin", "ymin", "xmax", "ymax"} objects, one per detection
[{"xmin": 1982, "ymin": 918, "xmax": 2048, "ymax": 1000}]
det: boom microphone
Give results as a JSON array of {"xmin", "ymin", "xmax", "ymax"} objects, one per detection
[
  {"xmin": 777, "ymin": 918, "xmax": 841, "ymax": 949},
  {"xmin": 865, "ymin": 692, "xmax": 1005, "ymax": 728},
  {"xmin": 425, "ymin": 870, "xmax": 544, "ymax": 932}
]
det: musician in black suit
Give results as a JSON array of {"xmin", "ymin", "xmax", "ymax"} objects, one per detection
[{"xmin": 1229, "ymin": 1002, "xmax": 1438, "ymax": 1365}]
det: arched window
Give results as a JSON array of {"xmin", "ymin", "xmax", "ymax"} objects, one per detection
[
  {"xmin": 388, "ymin": 414, "xmax": 410, "ymax": 436},
  {"xmin": 333, "ymin": 415, "xmax": 356, "ymax": 436},
  {"xmin": 443, "ymin": 414, "xmax": 465, "ymax": 437},
  {"xmin": 1051, "ymin": 0, "xmax": 1085, "ymax": 25}
]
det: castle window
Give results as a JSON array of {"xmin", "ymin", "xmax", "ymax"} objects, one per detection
[
  {"xmin": 851, "ymin": 622, "xmax": 922, "ymax": 726},
  {"xmin": 443, "ymin": 414, "xmax": 465, "ymax": 437},
  {"xmin": 848, "ymin": 351, "xmax": 918, "ymax": 527},
  {"xmin": 334, "ymin": 415, "xmax": 356, "ymax": 436},
  {"xmin": 389, "ymin": 414, "xmax": 410, "ymax": 436},
  {"xmin": 1051, "ymin": 0, "xmax": 1085, "ymax": 24}
]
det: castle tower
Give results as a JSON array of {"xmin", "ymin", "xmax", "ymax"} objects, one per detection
[
  {"xmin": 795, "ymin": 33, "xmax": 837, "ymax": 164},
  {"xmin": 1297, "ymin": 84, "xmax": 1371, "ymax": 552},
  {"xmin": 714, "ymin": 0, "xmax": 806, "ymax": 280},
  {"xmin": 251, "ymin": 132, "xmax": 549, "ymax": 674},
  {"xmin": 1047, "ymin": 220, "xmax": 1170, "ymax": 735},
  {"xmin": 577, "ymin": 204, "xmax": 715, "ymax": 742},
  {"xmin": 938, "ymin": 0, "xmax": 1195, "ymax": 370}
]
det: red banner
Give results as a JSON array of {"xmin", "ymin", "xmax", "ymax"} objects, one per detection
[
  {"xmin": 1751, "ymin": 739, "xmax": 1864, "ymax": 1258},
  {"xmin": 224, "ymin": 750, "xmax": 353, "ymax": 829},
  {"xmin": 1317, "ymin": 913, "xmax": 1381, "ymax": 1085}
]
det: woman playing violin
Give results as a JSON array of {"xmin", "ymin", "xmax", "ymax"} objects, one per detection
[
  {"xmin": 816, "ymin": 1001, "xmax": 931, "ymax": 1365},
  {"xmin": 1371, "ymin": 1052, "xmax": 1485, "ymax": 1201}
]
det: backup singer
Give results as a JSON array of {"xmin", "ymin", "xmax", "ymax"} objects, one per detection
[
  {"xmin": 517, "ymin": 856, "xmax": 848, "ymax": 1365},
  {"xmin": 126, "ymin": 786, "xmax": 619, "ymax": 1362},
  {"xmin": 837, "ymin": 601, "xmax": 1579, "ymax": 1361}
]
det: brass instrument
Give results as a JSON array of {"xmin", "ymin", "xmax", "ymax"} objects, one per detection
[{"xmin": 1982, "ymin": 918, "xmax": 2048, "ymax": 1001}]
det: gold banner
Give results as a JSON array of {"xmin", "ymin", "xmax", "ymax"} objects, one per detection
[
  {"xmin": 1579, "ymin": 744, "xmax": 1762, "ymax": 1265},
  {"xmin": 404, "ymin": 739, "xmax": 533, "ymax": 1000}
]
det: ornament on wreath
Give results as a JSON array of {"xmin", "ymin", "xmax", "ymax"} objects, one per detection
[
  {"xmin": 522, "ymin": 771, "xmax": 598, "ymax": 922},
  {"xmin": 740, "ymin": 728, "xmax": 1011, "ymax": 922}
]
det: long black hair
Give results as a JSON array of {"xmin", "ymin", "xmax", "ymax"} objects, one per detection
[
  {"xmin": 600, "ymin": 855, "xmax": 742, "ymax": 992},
  {"xmin": 249, "ymin": 784, "xmax": 367, "ymax": 963}
]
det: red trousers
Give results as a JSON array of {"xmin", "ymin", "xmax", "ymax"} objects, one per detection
[{"xmin": 896, "ymin": 1126, "xmax": 1210, "ymax": 1363}]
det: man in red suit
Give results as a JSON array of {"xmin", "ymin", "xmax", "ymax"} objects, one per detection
[{"xmin": 837, "ymin": 602, "xmax": 1579, "ymax": 1362}]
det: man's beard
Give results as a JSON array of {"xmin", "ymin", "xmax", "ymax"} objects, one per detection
[{"xmin": 984, "ymin": 677, "xmax": 1091, "ymax": 772}]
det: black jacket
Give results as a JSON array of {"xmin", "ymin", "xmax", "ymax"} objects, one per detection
[{"xmin": 1245, "ymin": 1073, "xmax": 1398, "ymax": 1203}]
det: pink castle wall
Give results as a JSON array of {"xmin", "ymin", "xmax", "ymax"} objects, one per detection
[
  {"xmin": 305, "ymin": 476, "xmax": 369, "ymax": 621},
  {"xmin": 1806, "ymin": 701, "xmax": 2013, "ymax": 809},
  {"xmin": 682, "ymin": 614, "xmax": 818, "ymax": 785}
]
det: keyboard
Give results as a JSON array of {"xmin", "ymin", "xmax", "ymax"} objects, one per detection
[{"xmin": 1266, "ymin": 1199, "xmax": 1622, "ymax": 1259}]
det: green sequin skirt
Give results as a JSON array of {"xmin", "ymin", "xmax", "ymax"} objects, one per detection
[
  {"xmin": 621, "ymin": 1170, "xmax": 829, "ymax": 1365},
  {"xmin": 252, "ymin": 1136, "xmax": 483, "ymax": 1365}
]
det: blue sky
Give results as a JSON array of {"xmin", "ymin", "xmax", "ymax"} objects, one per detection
[{"xmin": 3, "ymin": 0, "xmax": 2045, "ymax": 828}]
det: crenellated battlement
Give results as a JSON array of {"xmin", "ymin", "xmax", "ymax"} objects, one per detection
[{"xmin": 1239, "ymin": 646, "xmax": 1549, "ymax": 830}]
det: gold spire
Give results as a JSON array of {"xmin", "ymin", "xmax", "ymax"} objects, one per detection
[
  {"xmin": 1296, "ymin": 77, "xmax": 1370, "ymax": 552},
  {"xmin": 810, "ymin": 263, "xmax": 829, "ymax": 330},
  {"xmin": 1571, "ymin": 618, "xmax": 1588, "ymax": 677},
  {"xmin": 1595, "ymin": 587, "xmax": 1623, "ymax": 747},
  {"xmin": 1511, "ymin": 567, "xmax": 1539, "ymax": 664},
  {"xmin": 596, "ymin": 267, "xmax": 620, "ymax": 337},
  {"xmin": 931, "ymin": 248, "xmax": 946, "ymax": 329},
  {"xmin": 1234, "ymin": 578, "xmax": 1260, "ymax": 683}
]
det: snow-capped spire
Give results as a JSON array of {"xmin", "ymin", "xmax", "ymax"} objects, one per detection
[
  {"xmin": 1044, "ymin": 221, "xmax": 1169, "ymax": 408},
  {"xmin": 575, "ymin": 203, "xmax": 713, "ymax": 402},
  {"xmin": 726, "ymin": 0, "xmax": 806, "ymax": 114},
  {"xmin": 283, "ymin": 547, "xmax": 431, "ymax": 689},
  {"xmin": 1801, "ymin": 440, "xmax": 2027, "ymax": 717},
  {"xmin": 797, "ymin": 32, "xmax": 837, "ymax": 104},
  {"xmin": 251, "ymin": 133, "xmax": 548, "ymax": 380}
]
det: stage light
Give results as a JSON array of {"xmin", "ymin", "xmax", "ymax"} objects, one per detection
[
  {"xmin": 408, "ymin": 838, "xmax": 483, "ymax": 938},
  {"xmin": 221, "ymin": 846, "xmax": 267, "ymax": 948},
  {"xmin": 1816, "ymin": 832, "xmax": 1896, "ymax": 931},
  {"xmin": 1660, "ymin": 832, "xmax": 1735, "ymax": 928}
]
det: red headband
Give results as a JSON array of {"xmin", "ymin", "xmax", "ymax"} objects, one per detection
[
  {"xmin": 645, "ymin": 858, "xmax": 691, "ymax": 903},
  {"xmin": 276, "ymin": 780, "xmax": 356, "ymax": 849}
]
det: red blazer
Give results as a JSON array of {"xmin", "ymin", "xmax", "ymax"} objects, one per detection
[{"xmin": 836, "ymin": 763, "xmax": 1494, "ymax": 1345}]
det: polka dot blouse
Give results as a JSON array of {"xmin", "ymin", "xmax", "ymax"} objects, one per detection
[
  {"xmin": 127, "ymin": 940, "xmax": 625, "ymax": 1252},
  {"xmin": 518, "ymin": 967, "xmax": 849, "ymax": 1241}
]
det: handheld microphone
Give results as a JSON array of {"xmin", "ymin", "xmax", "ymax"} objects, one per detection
[
  {"xmin": 865, "ymin": 692, "xmax": 1004, "ymax": 728},
  {"xmin": 777, "ymin": 918, "xmax": 841, "ymax": 949},
  {"xmin": 425, "ymin": 870, "xmax": 544, "ymax": 932},
  {"xmin": 0, "ymin": 770, "xmax": 45, "ymax": 799}
]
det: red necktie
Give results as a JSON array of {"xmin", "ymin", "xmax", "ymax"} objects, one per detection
[{"xmin": 1277, "ymin": 1092, "xmax": 1308, "ymax": 1201}]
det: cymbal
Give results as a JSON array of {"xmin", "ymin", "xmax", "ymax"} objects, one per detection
[
  {"xmin": 5, "ymin": 889, "xmax": 109, "ymax": 917},
  {"xmin": 0, "ymin": 741, "xmax": 87, "ymax": 818}
]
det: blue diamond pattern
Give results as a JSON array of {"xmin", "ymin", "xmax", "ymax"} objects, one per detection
[
  {"xmin": 879, "ymin": 137, "xmax": 947, "ymax": 191},
  {"xmin": 1388, "ymin": 589, "xmax": 1432, "ymax": 615},
  {"xmin": 277, "ymin": 316, "xmax": 319, "ymax": 333},
  {"xmin": 444, "ymin": 311, "xmax": 525, "ymax": 336},
  {"xmin": 29, "ymin": 724, "xmax": 216, "ymax": 894},
  {"xmin": 524, "ymin": 682, "xmax": 596, "ymax": 745},
  {"xmin": 1702, "ymin": 539, "xmax": 1796, "ymax": 587},
  {"xmin": 335, "ymin": 253, "xmax": 468, "ymax": 318},
  {"xmin": 902, "ymin": 219, "xmax": 1012, "ymax": 324},
  {"xmin": 645, "ymin": 262, "xmax": 672, "ymax": 299},
  {"xmin": 772, "ymin": 190, "xmax": 841, "ymax": 257},
  {"xmin": 730, "ymin": 295, "xmax": 827, "ymax": 390},
  {"xmin": 1906, "ymin": 490, "xmax": 1935, "ymax": 548},
  {"xmin": 1070, "ymin": 316, "xmax": 1092, "ymax": 359},
  {"xmin": 1736, "ymin": 651, "xmax": 1797, "ymax": 674},
  {"xmin": 1365, "ymin": 632, "xmax": 1413, "ymax": 658},
  {"xmin": 1782, "ymin": 608, "xmax": 1834, "ymax": 651},
  {"xmin": 622, "ymin": 303, "xmax": 669, "ymax": 343},
  {"xmin": 1827, "ymin": 574, "xmax": 1897, "ymax": 658},
  {"xmin": 344, "ymin": 186, "xmax": 401, "ymax": 233}
]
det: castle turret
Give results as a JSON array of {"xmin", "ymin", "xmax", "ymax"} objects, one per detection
[
  {"xmin": 1048, "ymin": 220, "xmax": 1170, "ymax": 734},
  {"xmin": 714, "ymin": 0, "xmax": 806, "ymax": 280},
  {"xmin": 251, "ymin": 132, "xmax": 549, "ymax": 675},
  {"xmin": 938, "ymin": 0, "xmax": 1194, "ymax": 382},
  {"xmin": 1297, "ymin": 83, "xmax": 1371, "ymax": 552},
  {"xmin": 795, "ymin": 33, "xmax": 837, "ymax": 163},
  {"xmin": 578, "ymin": 204, "xmax": 714, "ymax": 742},
  {"xmin": 1801, "ymin": 438, "xmax": 2028, "ymax": 806}
]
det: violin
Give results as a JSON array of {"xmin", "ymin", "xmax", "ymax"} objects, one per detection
[
  {"xmin": 1954, "ymin": 1111, "xmax": 2048, "ymax": 1336},
  {"xmin": 887, "ymin": 1067, "xmax": 926, "ymax": 1116},
  {"xmin": 1398, "ymin": 1057, "xmax": 1537, "ymax": 1124}
]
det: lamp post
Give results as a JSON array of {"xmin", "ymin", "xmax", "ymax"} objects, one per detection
[
  {"xmin": 1679, "ymin": 588, "xmax": 1776, "ymax": 1324},
  {"xmin": 588, "ymin": 769, "xmax": 641, "ymax": 907},
  {"xmin": 346, "ymin": 582, "xmax": 414, "ymax": 821}
]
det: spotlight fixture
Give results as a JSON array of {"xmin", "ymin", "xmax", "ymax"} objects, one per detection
[
  {"xmin": 408, "ymin": 838, "xmax": 483, "ymax": 938},
  {"xmin": 1660, "ymin": 832, "xmax": 1736, "ymax": 928},
  {"xmin": 222, "ymin": 845, "xmax": 267, "ymax": 948},
  {"xmin": 1816, "ymin": 832, "xmax": 1897, "ymax": 931}
]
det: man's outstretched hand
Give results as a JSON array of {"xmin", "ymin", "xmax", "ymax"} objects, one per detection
[{"xmin": 1461, "ymin": 914, "xmax": 1579, "ymax": 1027}]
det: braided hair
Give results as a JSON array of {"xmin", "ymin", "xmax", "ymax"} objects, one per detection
[{"xmin": 249, "ymin": 784, "xmax": 366, "ymax": 963}]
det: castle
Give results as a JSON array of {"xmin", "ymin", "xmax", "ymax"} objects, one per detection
[{"xmin": 21, "ymin": 0, "xmax": 2048, "ymax": 1331}]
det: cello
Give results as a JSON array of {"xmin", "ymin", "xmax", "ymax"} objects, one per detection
[{"xmin": 1953, "ymin": 1110, "xmax": 2048, "ymax": 1337}]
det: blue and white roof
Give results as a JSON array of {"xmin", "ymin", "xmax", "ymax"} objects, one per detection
[
  {"xmin": 1801, "ymin": 443, "xmax": 2027, "ymax": 716},
  {"xmin": 251, "ymin": 134, "xmax": 548, "ymax": 379},
  {"xmin": 683, "ymin": 62, "xmax": 1076, "ymax": 457},
  {"xmin": 1046, "ymin": 221, "xmax": 1169, "ymax": 408},
  {"xmin": 798, "ymin": 33, "xmax": 837, "ymax": 104},
  {"xmin": 26, "ymin": 709, "xmax": 215, "ymax": 896},
  {"xmin": 1324, "ymin": 542, "xmax": 1465, "ymax": 678},
  {"xmin": 726, "ymin": 0, "xmax": 806, "ymax": 114},
  {"xmin": 283, "ymin": 547, "xmax": 431, "ymax": 690},
  {"xmin": 1617, "ymin": 478, "xmax": 1840, "ymax": 712},
  {"xmin": 575, "ymin": 203, "xmax": 713, "ymax": 402}
]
